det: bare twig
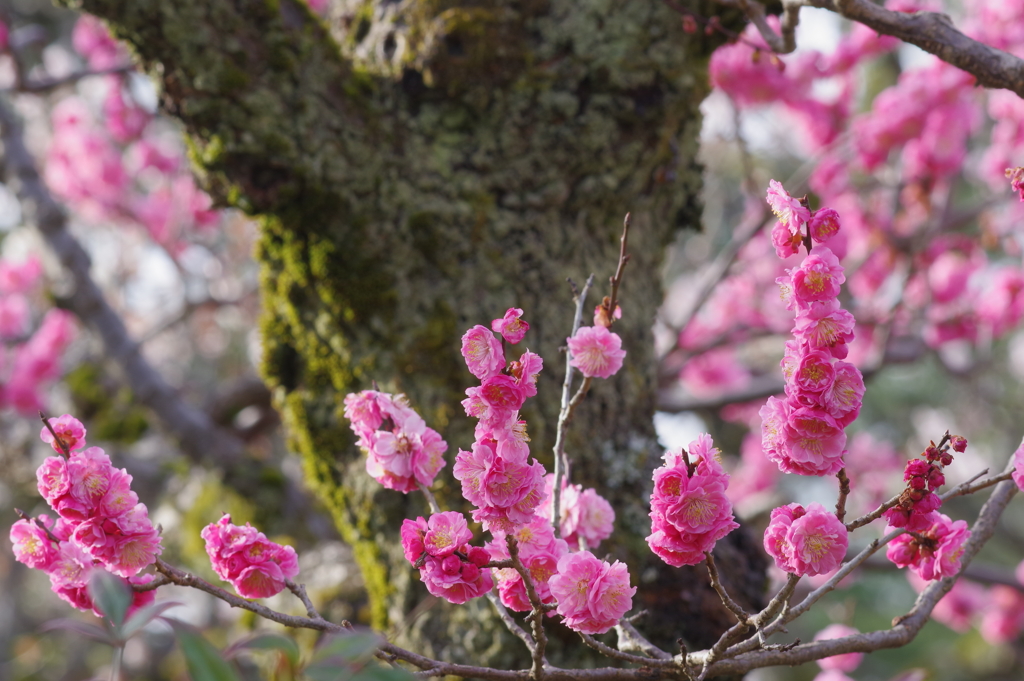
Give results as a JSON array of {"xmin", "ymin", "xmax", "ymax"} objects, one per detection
[
  {"xmin": 551, "ymin": 274, "xmax": 595, "ymax": 534},
  {"xmin": 614, "ymin": 620, "xmax": 673, "ymax": 660},
  {"xmin": 506, "ymin": 536, "xmax": 554, "ymax": 679},
  {"xmin": 939, "ymin": 469, "xmax": 1012, "ymax": 502},
  {"xmin": 578, "ymin": 633, "xmax": 678, "ymax": 668},
  {"xmin": 285, "ymin": 579, "xmax": 326, "ymax": 621},
  {"xmin": 704, "ymin": 552, "xmax": 750, "ymax": 624},
  {"xmin": 834, "ymin": 468, "xmax": 851, "ymax": 524},
  {"xmin": 845, "ymin": 491, "xmax": 902, "ymax": 531},
  {"xmin": 606, "ymin": 214, "xmax": 631, "ymax": 321},
  {"xmin": 486, "ymin": 591, "xmax": 536, "ymax": 654},
  {"xmin": 8, "ymin": 64, "xmax": 134, "ymax": 93},
  {"xmin": 416, "ymin": 482, "xmax": 442, "ymax": 515}
]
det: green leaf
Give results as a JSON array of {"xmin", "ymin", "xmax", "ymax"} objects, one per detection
[
  {"xmin": 167, "ymin": 619, "xmax": 241, "ymax": 681},
  {"xmin": 224, "ymin": 633, "xmax": 301, "ymax": 668},
  {"xmin": 89, "ymin": 571, "xmax": 132, "ymax": 628},
  {"xmin": 120, "ymin": 601, "xmax": 181, "ymax": 640},
  {"xmin": 302, "ymin": 631, "xmax": 388, "ymax": 681},
  {"xmin": 309, "ymin": 631, "xmax": 383, "ymax": 666},
  {"xmin": 41, "ymin": 618, "xmax": 117, "ymax": 646}
]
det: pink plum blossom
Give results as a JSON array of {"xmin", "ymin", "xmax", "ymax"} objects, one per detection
[
  {"xmin": 886, "ymin": 511, "xmax": 969, "ymax": 581},
  {"xmin": 549, "ymin": 551, "xmax": 635, "ymax": 635},
  {"xmin": 1006, "ymin": 166, "xmax": 1024, "ymax": 201},
  {"xmin": 567, "ymin": 326, "xmax": 626, "ymax": 379},
  {"xmin": 790, "ymin": 248, "xmax": 845, "ymax": 304},
  {"xmin": 41, "ymin": 414, "xmax": 88, "ymax": 454},
  {"xmin": 423, "ymin": 512, "xmax": 473, "ymax": 558},
  {"xmin": 545, "ymin": 477, "xmax": 615, "ymax": 549},
  {"xmin": 461, "ymin": 325, "xmax": 505, "ymax": 380},
  {"xmin": 0, "ymin": 257, "xmax": 42, "ymax": 294},
  {"xmin": 491, "ymin": 308, "xmax": 529, "ymax": 344},
  {"xmin": 765, "ymin": 503, "xmax": 847, "ymax": 577},
  {"xmin": 1013, "ymin": 441, "xmax": 1024, "ymax": 492}
]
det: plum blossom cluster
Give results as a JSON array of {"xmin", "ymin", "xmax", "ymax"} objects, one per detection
[
  {"xmin": 0, "ymin": 255, "xmax": 77, "ymax": 415},
  {"xmin": 760, "ymin": 181, "xmax": 864, "ymax": 477},
  {"xmin": 10, "ymin": 415, "xmax": 161, "ymax": 613},
  {"xmin": 883, "ymin": 435, "xmax": 964, "ymax": 530},
  {"xmin": 453, "ymin": 309, "xmax": 546, "ymax": 533},
  {"xmin": 548, "ymin": 550, "xmax": 636, "ymax": 635},
  {"xmin": 764, "ymin": 502, "xmax": 848, "ymax": 577},
  {"xmin": 886, "ymin": 511, "xmax": 970, "ymax": 581},
  {"xmin": 343, "ymin": 390, "xmax": 448, "ymax": 493},
  {"xmin": 46, "ymin": 17, "xmax": 220, "ymax": 252},
  {"xmin": 202, "ymin": 514, "xmax": 300, "ymax": 599},
  {"xmin": 647, "ymin": 434, "xmax": 740, "ymax": 567},
  {"xmin": 486, "ymin": 515, "xmax": 568, "ymax": 612},
  {"xmin": 685, "ymin": 4, "xmax": 1024, "ymax": 397},
  {"xmin": 400, "ymin": 512, "xmax": 492, "ymax": 605}
]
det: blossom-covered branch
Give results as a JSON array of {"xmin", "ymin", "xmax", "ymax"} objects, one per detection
[{"xmin": 0, "ymin": 95, "xmax": 248, "ymax": 467}]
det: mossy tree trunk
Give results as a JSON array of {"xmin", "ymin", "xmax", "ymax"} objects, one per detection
[{"xmin": 61, "ymin": 0, "xmax": 763, "ymax": 667}]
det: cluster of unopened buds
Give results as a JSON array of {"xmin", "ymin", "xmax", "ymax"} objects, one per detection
[
  {"xmin": 401, "ymin": 512, "xmax": 493, "ymax": 605},
  {"xmin": 884, "ymin": 434, "xmax": 971, "ymax": 580}
]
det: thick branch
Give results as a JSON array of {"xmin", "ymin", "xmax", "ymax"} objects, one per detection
[{"xmin": 821, "ymin": 0, "xmax": 1024, "ymax": 97}]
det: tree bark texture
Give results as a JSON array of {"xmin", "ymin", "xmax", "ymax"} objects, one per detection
[{"xmin": 59, "ymin": 0, "xmax": 762, "ymax": 668}]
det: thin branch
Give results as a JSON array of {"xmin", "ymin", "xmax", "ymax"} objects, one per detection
[
  {"xmin": 417, "ymin": 482, "xmax": 442, "ymax": 515},
  {"xmin": 834, "ymin": 468, "xmax": 851, "ymax": 524},
  {"xmin": 154, "ymin": 558, "xmax": 344, "ymax": 633},
  {"xmin": 614, "ymin": 620, "xmax": 673, "ymax": 660},
  {"xmin": 939, "ymin": 469, "xmax": 1012, "ymax": 502},
  {"xmin": 606, "ymin": 214, "xmax": 631, "ymax": 321},
  {"xmin": 845, "ymin": 491, "xmax": 902, "ymax": 531},
  {"xmin": 704, "ymin": 552, "xmax": 750, "ymax": 624},
  {"xmin": 486, "ymin": 591, "xmax": 536, "ymax": 654},
  {"xmin": 285, "ymin": 580, "xmax": 327, "ymax": 622},
  {"xmin": 578, "ymin": 633, "xmax": 678, "ymax": 669},
  {"xmin": 8, "ymin": 64, "xmax": 134, "ymax": 93},
  {"xmin": 0, "ymin": 94, "xmax": 247, "ymax": 468},
  {"xmin": 730, "ymin": 0, "xmax": 799, "ymax": 53},
  {"xmin": 506, "ymin": 536, "xmax": 554, "ymax": 679},
  {"xmin": 551, "ymin": 274, "xmax": 595, "ymax": 534}
]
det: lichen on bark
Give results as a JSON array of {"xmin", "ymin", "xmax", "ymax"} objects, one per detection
[{"xmin": 61, "ymin": 0, "xmax": 761, "ymax": 667}]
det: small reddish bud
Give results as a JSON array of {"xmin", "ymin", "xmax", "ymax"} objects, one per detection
[
  {"xmin": 682, "ymin": 15, "xmax": 698, "ymax": 33},
  {"xmin": 950, "ymin": 435, "xmax": 967, "ymax": 453}
]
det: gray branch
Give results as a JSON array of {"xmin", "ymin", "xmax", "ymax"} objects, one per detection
[{"xmin": 0, "ymin": 94, "xmax": 246, "ymax": 467}]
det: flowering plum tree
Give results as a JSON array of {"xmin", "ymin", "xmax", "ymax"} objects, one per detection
[{"xmin": 5, "ymin": 0, "xmax": 1024, "ymax": 679}]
